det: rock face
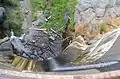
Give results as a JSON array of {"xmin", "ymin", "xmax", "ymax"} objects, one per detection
[
  {"xmin": 75, "ymin": 0, "xmax": 120, "ymax": 44},
  {"xmin": 59, "ymin": 0, "xmax": 120, "ymax": 64}
]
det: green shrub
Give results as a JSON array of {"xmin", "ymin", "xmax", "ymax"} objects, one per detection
[{"xmin": 30, "ymin": 0, "xmax": 78, "ymax": 32}]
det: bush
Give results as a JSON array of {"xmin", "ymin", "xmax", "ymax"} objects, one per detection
[{"xmin": 30, "ymin": 0, "xmax": 78, "ymax": 32}]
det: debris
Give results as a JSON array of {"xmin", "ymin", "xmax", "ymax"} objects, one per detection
[{"xmin": 10, "ymin": 28, "xmax": 62, "ymax": 60}]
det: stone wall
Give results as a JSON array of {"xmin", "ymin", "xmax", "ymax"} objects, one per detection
[{"xmin": 75, "ymin": 0, "xmax": 120, "ymax": 44}]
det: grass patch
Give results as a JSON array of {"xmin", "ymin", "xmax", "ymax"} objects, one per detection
[
  {"xmin": 30, "ymin": 0, "xmax": 78, "ymax": 32},
  {"xmin": 100, "ymin": 23, "xmax": 104, "ymax": 34}
]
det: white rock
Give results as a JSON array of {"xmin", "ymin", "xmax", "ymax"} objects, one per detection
[
  {"xmin": 96, "ymin": 0, "xmax": 109, "ymax": 8},
  {"xmin": 95, "ymin": 8, "xmax": 105, "ymax": 18}
]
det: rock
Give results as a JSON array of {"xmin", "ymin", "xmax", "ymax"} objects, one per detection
[
  {"xmin": 107, "ymin": 8, "xmax": 116, "ymax": 18},
  {"xmin": 49, "ymin": 36, "xmax": 55, "ymax": 41},
  {"xmin": 88, "ymin": 36, "xmax": 101, "ymax": 44},
  {"xmin": 75, "ymin": 0, "xmax": 120, "ymax": 44},
  {"xmin": 11, "ymin": 28, "xmax": 62, "ymax": 61},
  {"xmin": 72, "ymin": 36, "xmax": 86, "ymax": 45},
  {"xmin": 114, "ymin": 6, "xmax": 120, "ymax": 16},
  {"xmin": 59, "ymin": 41, "xmax": 87, "ymax": 63},
  {"xmin": 75, "ymin": 28, "xmax": 120, "ymax": 64},
  {"xmin": 109, "ymin": 0, "xmax": 116, "ymax": 7},
  {"xmin": 90, "ymin": 19, "xmax": 100, "ymax": 33},
  {"xmin": 0, "ymin": 40, "xmax": 13, "ymax": 63},
  {"xmin": 95, "ymin": 8, "xmax": 105, "ymax": 18},
  {"xmin": 82, "ymin": 8, "xmax": 95, "ymax": 24},
  {"xmin": 77, "ymin": 0, "xmax": 92, "ymax": 12},
  {"xmin": 98, "ymin": 32, "xmax": 120, "ymax": 62},
  {"xmin": 115, "ymin": 0, "xmax": 120, "ymax": 6},
  {"xmin": 96, "ymin": 0, "xmax": 109, "ymax": 8}
]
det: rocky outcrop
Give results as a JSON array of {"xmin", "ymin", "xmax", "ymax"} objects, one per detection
[
  {"xmin": 59, "ymin": 0, "xmax": 120, "ymax": 64},
  {"xmin": 75, "ymin": 0, "xmax": 120, "ymax": 44}
]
